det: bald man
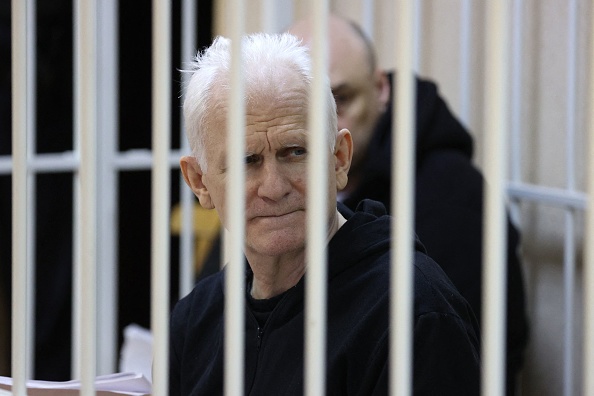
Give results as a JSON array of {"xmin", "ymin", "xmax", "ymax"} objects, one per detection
[{"xmin": 289, "ymin": 15, "xmax": 529, "ymax": 396}]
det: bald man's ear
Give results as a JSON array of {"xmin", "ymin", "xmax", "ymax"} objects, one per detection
[
  {"xmin": 180, "ymin": 156, "xmax": 215, "ymax": 209},
  {"xmin": 334, "ymin": 129, "xmax": 353, "ymax": 191},
  {"xmin": 375, "ymin": 69, "xmax": 390, "ymax": 112}
]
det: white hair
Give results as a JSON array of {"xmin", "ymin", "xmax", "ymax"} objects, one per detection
[{"xmin": 182, "ymin": 32, "xmax": 338, "ymax": 171}]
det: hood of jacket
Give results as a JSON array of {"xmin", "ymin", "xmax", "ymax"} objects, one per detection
[{"xmin": 362, "ymin": 73, "xmax": 474, "ymax": 180}]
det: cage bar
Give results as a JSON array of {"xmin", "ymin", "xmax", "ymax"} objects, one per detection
[
  {"xmin": 150, "ymin": 0, "xmax": 172, "ymax": 394},
  {"xmin": 390, "ymin": 2, "xmax": 416, "ymax": 395}
]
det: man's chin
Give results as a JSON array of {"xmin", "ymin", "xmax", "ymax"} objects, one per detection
[{"xmin": 245, "ymin": 236, "xmax": 305, "ymax": 258}]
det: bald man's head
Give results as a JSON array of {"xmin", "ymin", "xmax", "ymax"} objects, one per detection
[{"xmin": 288, "ymin": 15, "xmax": 390, "ymax": 180}]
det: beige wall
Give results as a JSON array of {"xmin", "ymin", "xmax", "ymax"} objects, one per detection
[{"xmin": 212, "ymin": 1, "xmax": 591, "ymax": 394}]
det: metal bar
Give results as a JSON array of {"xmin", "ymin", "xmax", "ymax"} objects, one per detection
[
  {"xmin": 96, "ymin": 0, "xmax": 119, "ymax": 375},
  {"xmin": 361, "ymin": 0, "xmax": 374, "ymax": 41},
  {"xmin": 11, "ymin": 0, "xmax": 32, "ymax": 393},
  {"xmin": 459, "ymin": 0, "xmax": 472, "ymax": 123},
  {"xmin": 261, "ymin": 0, "xmax": 276, "ymax": 33},
  {"xmin": 113, "ymin": 150, "xmax": 185, "ymax": 170},
  {"xmin": 509, "ymin": 0, "xmax": 524, "ymax": 226},
  {"xmin": 507, "ymin": 182, "xmax": 587, "ymax": 210},
  {"xmin": 391, "ymin": 1, "xmax": 415, "ymax": 395},
  {"xmin": 25, "ymin": 0, "xmax": 37, "ymax": 381},
  {"xmin": 74, "ymin": 0, "xmax": 98, "ymax": 394},
  {"xmin": 305, "ymin": 2, "xmax": 329, "ymax": 396},
  {"xmin": 225, "ymin": 1, "xmax": 246, "ymax": 394},
  {"xmin": 482, "ymin": 2, "xmax": 510, "ymax": 395},
  {"xmin": 151, "ymin": 0, "xmax": 171, "ymax": 394},
  {"xmin": 582, "ymin": 3, "xmax": 594, "ymax": 394},
  {"xmin": 562, "ymin": 2, "xmax": 579, "ymax": 394},
  {"xmin": 179, "ymin": 0, "xmax": 197, "ymax": 298},
  {"xmin": 0, "ymin": 150, "xmax": 191, "ymax": 174}
]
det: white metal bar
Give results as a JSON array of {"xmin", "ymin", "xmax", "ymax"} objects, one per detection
[
  {"xmin": 179, "ymin": 0, "xmax": 197, "ymax": 298},
  {"xmin": 509, "ymin": 0, "xmax": 524, "ymax": 227},
  {"xmin": 0, "ymin": 157, "xmax": 10, "ymax": 173},
  {"xmin": 151, "ymin": 0, "xmax": 171, "ymax": 394},
  {"xmin": 507, "ymin": 182, "xmax": 587, "ymax": 210},
  {"xmin": 0, "ymin": 150, "xmax": 192, "ymax": 174},
  {"xmin": 562, "ymin": 2, "xmax": 579, "ymax": 394},
  {"xmin": 459, "ymin": 0, "xmax": 471, "ymax": 123},
  {"xmin": 391, "ymin": 1, "xmax": 415, "ymax": 396},
  {"xmin": 225, "ymin": 2, "xmax": 246, "ymax": 394},
  {"xmin": 11, "ymin": 0, "xmax": 32, "ymax": 393},
  {"xmin": 25, "ymin": 0, "xmax": 37, "ymax": 381},
  {"xmin": 305, "ymin": 2, "xmax": 329, "ymax": 396},
  {"xmin": 261, "ymin": 0, "xmax": 276, "ymax": 33},
  {"xmin": 482, "ymin": 2, "xmax": 510, "ymax": 395},
  {"xmin": 361, "ymin": 0, "xmax": 374, "ymax": 41},
  {"xmin": 74, "ymin": 0, "xmax": 98, "ymax": 394},
  {"xmin": 113, "ymin": 150, "xmax": 185, "ymax": 169},
  {"xmin": 96, "ymin": 0, "xmax": 119, "ymax": 375},
  {"xmin": 583, "ymin": 4, "xmax": 594, "ymax": 394},
  {"xmin": 510, "ymin": 0, "xmax": 523, "ymax": 185}
]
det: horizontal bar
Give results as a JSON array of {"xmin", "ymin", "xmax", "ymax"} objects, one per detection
[
  {"xmin": 0, "ymin": 150, "xmax": 184, "ymax": 174},
  {"xmin": 112, "ymin": 149, "xmax": 182, "ymax": 170},
  {"xmin": 507, "ymin": 181, "xmax": 587, "ymax": 210}
]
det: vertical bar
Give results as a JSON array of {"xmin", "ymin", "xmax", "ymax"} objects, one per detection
[
  {"xmin": 509, "ymin": 0, "xmax": 523, "ymax": 225},
  {"xmin": 179, "ymin": 0, "xmax": 197, "ymax": 298},
  {"xmin": 305, "ymin": 2, "xmax": 329, "ymax": 396},
  {"xmin": 96, "ymin": 0, "xmax": 119, "ymax": 374},
  {"xmin": 225, "ymin": 1, "xmax": 246, "ymax": 396},
  {"xmin": 75, "ymin": 0, "xmax": 98, "ymax": 394},
  {"xmin": 482, "ymin": 2, "xmax": 510, "ymax": 396},
  {"xmin": 563, "ymin": 1, "xmax": 578, "ymax": 394},
  {"xmin": 459, "ymin": 0, "xmax": 472, "ymax": 124},
  {"xmin": 25, "ymin": 0, "xmax": 37, "ymax": 380},
  {"xmin": 151, "ymin": 0, "xmax": 171, "ymax": 394},
  {"xmin": 391, "ymin": 1, "xmax": 415, "ymax": 396},
  {"xmin": 583, "ymin": 4, "xmax": 594, "ymax": 394},
  {"xmin": 11, "ymin": 0, "xmax": 31, "ymax": 393},
  {"xmin": 261, "ymin": 0, "xmax": 276, "ymax": 33},
  {"xmin": 361, "ymin": 0, "xmax": 374, "ymax": 41}
]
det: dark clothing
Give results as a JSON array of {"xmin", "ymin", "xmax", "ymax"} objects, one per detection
[
  {"xmin": 343, "ymin": 75, "xmax": 529, "ymax": 394},
  {"xmin": 170, "ymin": 200, "xmax": 481, "ymax": 396}
]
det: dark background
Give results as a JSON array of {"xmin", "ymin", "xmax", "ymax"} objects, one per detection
[{"xmin": 0, "ymin": 0, "xmax": 213, "ymax": 380}]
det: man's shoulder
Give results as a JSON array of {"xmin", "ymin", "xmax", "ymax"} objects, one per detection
[
  {"xmin": 171, "ymin": 270, "xmax": 225, "ymax": 326},
  {"xmin": 412, "ymin": 251, "xmax": 476, "ymax": 321}
]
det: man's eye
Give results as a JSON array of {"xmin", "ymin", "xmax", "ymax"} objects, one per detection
[
  {"xmin": 245, "ymin": 154, "xmax": 259, "ymax": 164},
  {"xmin": 334, "ymin": 94, "xmax": 347, "ymax": 105},
  {"xmin": 291, "ymin": 147, "xmax": 307, "ymax": 156},
  {"xmin": 334, "ymin": 94, "xmax": 349, "ymax": 115}
]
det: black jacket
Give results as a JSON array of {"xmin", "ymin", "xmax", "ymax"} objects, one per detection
[
  {"xmin": 170, "ymin": 200, "xmax": 481, "ymax": 395},
  {"xmin": 343, "ymin": 75, "xmax": 529, "ymax": 392}
]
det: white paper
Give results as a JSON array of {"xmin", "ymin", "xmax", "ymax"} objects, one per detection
[{"xmin": 0, "ymin": 372, "xmax": 151, "ymax": 395}]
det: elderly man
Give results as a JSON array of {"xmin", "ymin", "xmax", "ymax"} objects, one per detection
[
  {"xmin": 289, "ymin": 15, "xmax": 529, "ymax": 395},
  {"xmin": 170, "ymin": 32, "xmax": 480, "ymax": 395}
]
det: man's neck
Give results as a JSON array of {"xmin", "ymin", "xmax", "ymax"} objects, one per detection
[{"xmin": 248, "ymin": 252, "xmax": 306, "ymax": 299}]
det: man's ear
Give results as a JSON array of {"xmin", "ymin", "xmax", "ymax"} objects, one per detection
[
  {"xmin": 334, "ymin": 129, "xmax": 353, "ymax": 191},
  {"xmin": 180, "ymin": 156, "xmax": 215, "ymax": 209}
]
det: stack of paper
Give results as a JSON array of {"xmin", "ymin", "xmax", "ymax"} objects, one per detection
[{"xmin": 0, "ymin": 372, "xmax": 151, "ymax": 395}]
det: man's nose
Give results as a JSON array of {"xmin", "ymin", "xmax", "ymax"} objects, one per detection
[{"xmin": 256, "ymin": 161, "xmax": 291, "ymax": 202}]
